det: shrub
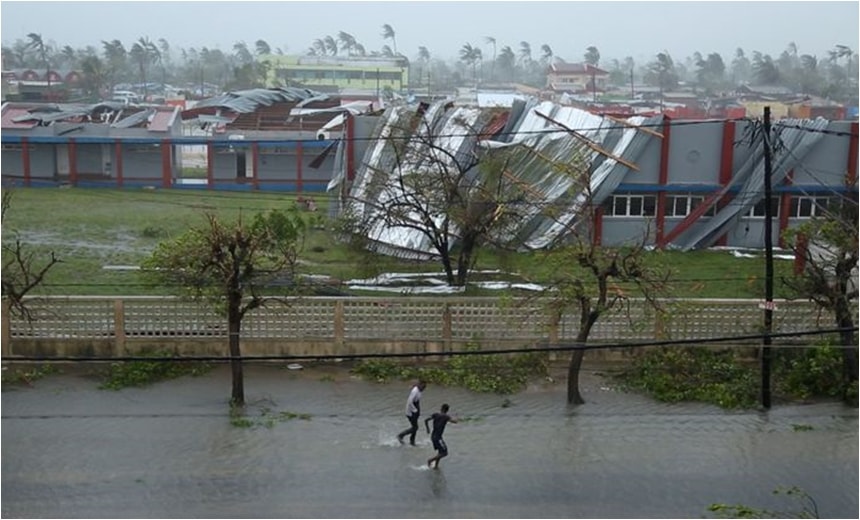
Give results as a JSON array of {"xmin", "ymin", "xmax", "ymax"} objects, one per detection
[
  {"xmin": 351, "ymin": 346, "xmax": 548, "ymax": 395},
  {"xmin": 99, "ymin": 350, "xmax": 212, "ymax": 390}
]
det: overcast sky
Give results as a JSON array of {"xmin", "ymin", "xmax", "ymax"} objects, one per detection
[{"xmin": 1, "ymin": 1, "xmax": 858, "ymax": 65}]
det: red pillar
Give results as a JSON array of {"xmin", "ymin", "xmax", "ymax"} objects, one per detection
[
  {"xmin": 655, "ymin": 116, "xmax": 671, "ymax": 246},
  {"xmin": 206, "ymin": 142, "xmax": 214, "ymax": 189},
  {"xmin": 114, "ymin": 140, "xmax": 124, "ymax": 189},
  {"xmin": 161, "ymin": 139, "xmax": 172, "ymax": 188},
  {"xmin": 21, "ymin": 137, "xmax": 31, "ymax": 187},
  {"xmin": 296, "ymin": 141, "xmax": 304, "ymax": 193},
  {"xmin": 778, "ymin": 169, "xmax": 793, "ymax": 248},
  {"xmin": 68, "ymin": 139, "xmax": 78, "ymax": 186},
  {"xmin": 251, "ymin": 142, "xmax": 259, "ymax": 190},
  {"xmin": 793, "ymin": 233, "xmax": 808, "ymax": 275},
  {"xmin": 715, "ymin": 120, "xmax": 736, "ymax": 246}
]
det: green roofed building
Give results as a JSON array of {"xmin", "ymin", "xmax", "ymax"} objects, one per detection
[{"xmin": 260, "ymin": 55, "xmax": 409, "ymax": 94}]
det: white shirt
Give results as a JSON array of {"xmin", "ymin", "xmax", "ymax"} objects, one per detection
[{"xmin": 405, "ymin": 385, "xmax": 422, "ymax": 416}]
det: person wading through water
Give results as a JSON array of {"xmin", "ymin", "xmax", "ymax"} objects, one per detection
[{"xmin": 397, "ymin": 379, "xmax": 426, "ymax": 446}]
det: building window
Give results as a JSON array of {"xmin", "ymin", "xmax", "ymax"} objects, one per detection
[
  {"xmin": 789, "ymin": 196, "xmax": 833, "ymax": 218},
  {"xmin": 602, "ymin": 194, "xmax": 657, "ymax": 217},
  {"xmin": 665, "ymin": 194, "xmax": 716, "ymax": 217},
  {"xmin": 747, "ymin": 197, "xmax": 780, "ymax": 218}
]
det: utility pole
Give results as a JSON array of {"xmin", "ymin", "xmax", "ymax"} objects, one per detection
[
  {"xmin": 630, "ymin": 68, "xmax": 634, "ymax": 99},
  {"xmin": 592, "ymin": 68, "xmax": 597, "ymax": 102},
  {"xmin": 761, "ymin": 106, "xmax": 774, "ymax": 409}
]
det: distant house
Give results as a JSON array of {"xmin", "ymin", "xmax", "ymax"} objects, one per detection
[
  {"xmin": 546, "ymin": 63, "xmax": 609, "ymax": 93},
  {"xmin": 1, "ymin": 69, "xmax": 83, "ymax": 102}
]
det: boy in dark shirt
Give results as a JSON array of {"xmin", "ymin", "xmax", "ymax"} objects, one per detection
[{"xmin": 424, "ymin": 403, "xmax": 458, "ymax": 469}]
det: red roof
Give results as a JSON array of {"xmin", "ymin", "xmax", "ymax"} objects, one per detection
[
  {"xmin": 1, "ymin": 105, "xmax": 38, "ymax": 129},
  {"xmin": 147, "ymin": 106, "xmax": 177, "ymax": 132}
]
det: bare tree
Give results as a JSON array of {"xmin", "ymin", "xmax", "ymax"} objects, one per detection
[
  {"xmin": 345, "ymin": 116, "xmax": 527, "ymax": 287},
  {"xmin": 143, "ymin": 209, "xmax": 307, "ymax": 406},
  {"xmin": 1, "ymin": 190, "xmax": 61, "ymax": 321}
]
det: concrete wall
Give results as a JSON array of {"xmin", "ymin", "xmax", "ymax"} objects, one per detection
[{"xmin": 208, "ymin": 142, "xmax": 335, "ymax": 191}]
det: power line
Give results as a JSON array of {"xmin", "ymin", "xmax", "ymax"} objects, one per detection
[{"xmin": 5, "ymin": 326, "xmax": 855, "ymax": 364}]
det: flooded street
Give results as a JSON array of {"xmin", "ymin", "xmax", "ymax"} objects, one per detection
[{"xmin": 2, "ymin": 364, "xmax": 857, "ymax": 518}]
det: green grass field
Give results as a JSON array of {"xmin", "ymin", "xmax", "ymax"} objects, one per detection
[{"xmin": 1, "ymin": 186, "xmax": 796, "ymax": 298}]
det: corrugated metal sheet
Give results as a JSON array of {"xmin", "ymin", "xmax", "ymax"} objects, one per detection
[
  {"xmin": 337, "ymin": 98, "xmax": 842, "ymax": 257},
  {"xmin": 192, "ymin": 87, "xmax": 325, "ymax": 114},
  {"xmin": 670, "ymin": 117, "xmax": 829, "ymax": 250},
  {"xmin": 341, "ymin": 99, "xmax": 652, "ymax": 257}
]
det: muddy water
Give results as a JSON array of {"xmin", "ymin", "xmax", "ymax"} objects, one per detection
[{"xmin": 2, "ymin": 364, "xmax": 857, "ymax": 518}]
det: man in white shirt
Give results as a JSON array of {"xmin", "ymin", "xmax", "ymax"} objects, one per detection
[{"xmin": 397, "ymin": 379, "xmax": 427, "ymax": 445}]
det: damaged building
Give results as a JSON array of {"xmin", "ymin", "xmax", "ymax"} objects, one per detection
[
  {"xmin": 1, "ymin": 101, "xmax": 182, "ymax": 186},
  {"xmin": 1, "ymin": 87, "xmax": 379, "ymax": 191},
  {"xmin": 332, "ymin": 98, "xmax": 858, "ymax": 253}
]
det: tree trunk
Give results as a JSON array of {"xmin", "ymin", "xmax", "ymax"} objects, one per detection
[
  {"xmin": 455, "ymin": 236, "xmax": 476, "ymax": 287},
  {"xmin": 228, "ymin": 301, "xmax": 244, "ymax": 406},
  {"xmin": 567, "ymin": 347, "xmax": 585, "ymax": 404},
  {"xmin": 440, "ymin": 250, "xmax": 455, "ymax": 286}
]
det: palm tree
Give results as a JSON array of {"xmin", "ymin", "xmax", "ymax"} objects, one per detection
[
  {"xmin": 540, "ymin": 44, "xmax": 553, "ymax": 66},
  {"xmin": 233, "ymin": 41, "xmax": 253, "ymax": 65},
  {"xmin": 584, "ymin": 45, "xmax": 600, "ymax": 66},
  {"xmin": 255, "ymin": 39, "xmax": 271, "ymax": 56},
  {"xmin": 484, "ymin": 36, "xmax": 497, "ymax": 82},
  {"xmin": 337, "ymin": 31, "xmax": 357, "ymax": 57},
  {"xmin": 354, "ymin": 43, "xmax": 367, "ymax": 57},
  {"xmin": 498, "ymin": 45, "xmax": 516, "ymax": 82},
  {"xmin": 381, "ymin": 24, "xmax": 397, "ymax": 55},
  {"xmin": 80, "ymin": 55, "xmax": 108, "ymax": 99},
  {"xmin": 752, "ymin": 51, "xmax": 780, "ymax": 85},
  {"xmin": 130, "ymin": 36, "xmax": 159, "ymax": 99},
  {"xmin": 60, "ymin": 45, "xmax": 76, "ymax": 68},
  {"xmin": 26, "ymin": 33, "xmax": 51, "ymax": 92},
  {"xmin": 101, "ymin": 39, "xmax": 127, "ymax": 89},
  {"xmin": 380, "ymin": 45, "xmax": 394, "ymax": 58},
  {"xmin": 459, "ymin": 43, "xmax": 482, "ymax": 84},
  {"xmin": 310, "ymin": 38, "xmax": 326, "ymax": 56},
  {"xmin": 323, "ymin": 35, "xmax": 338, "ymax": 56},
  {"xmin": 518, "ymin": 41, "xmax": 532, "ymax": 66}
]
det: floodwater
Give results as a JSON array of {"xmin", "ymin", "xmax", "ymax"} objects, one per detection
[{"xmin": 2, "ymin": 364, "xmax": 857, "ymax": 519}]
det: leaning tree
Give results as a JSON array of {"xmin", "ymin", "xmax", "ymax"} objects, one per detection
[
  {"xmin": 511, "ymin": 119, "xmax": 673, "ymax": 404},
  {"xmin": 530, "ymin": 199, "xmax": 673, "ymax": 404},
  {"xmin": 143, "ymin": 208, "xmax": 306, "ymax": 406}
]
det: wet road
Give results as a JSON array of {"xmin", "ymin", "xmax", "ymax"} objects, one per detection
[{"xmin": 2, "ymin": 364, "xmax": 857, "ymax": 518}]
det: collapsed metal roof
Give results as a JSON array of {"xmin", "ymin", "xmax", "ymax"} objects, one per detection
[
  {"xmin": 1, "ymin": 101, "xmax": 180, "ymax": 132},
  {"xmin": 336, "ymin": 98, "xmax": 664, "ymax": 258},
  {"xmin": 188, "ymin": 87, "xmax": 327, "ymax": 114},
  {"xmin": 666, "ymin": 117, "xmax": 829, "ymax": 250}
]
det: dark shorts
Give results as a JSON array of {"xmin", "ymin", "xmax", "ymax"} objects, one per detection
[{"xmin": 432, "ymin": 437, "xmax": 448, "ymax": 455}]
